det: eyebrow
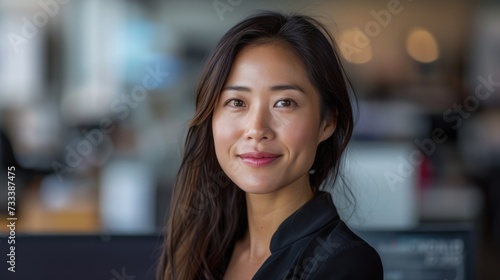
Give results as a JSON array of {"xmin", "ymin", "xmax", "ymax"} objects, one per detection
[{"xmin": 223, "ymin": 84, "xmax": 305, "ymax": 94}]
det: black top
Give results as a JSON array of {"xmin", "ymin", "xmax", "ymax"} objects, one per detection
[{"xmin": 250, "ymin": 191, "xmax": 383, "ymax": 279}]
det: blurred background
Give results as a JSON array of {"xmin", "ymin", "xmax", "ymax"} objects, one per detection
[{"xmin": 0, "ymin": 0, "xmax": 499, "ymax": 279}]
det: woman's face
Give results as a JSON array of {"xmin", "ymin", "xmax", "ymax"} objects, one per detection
[{"xmin": 212, "ymin": 42, "xmax": 335, "ymax": 195}]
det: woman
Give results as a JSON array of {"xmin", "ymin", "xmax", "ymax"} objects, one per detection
[{"xmin": 157, "ymin": 11, "xmax": 383, "ymax": 279}]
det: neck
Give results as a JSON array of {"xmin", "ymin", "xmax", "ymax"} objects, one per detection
[{"xmin": 242, "ymin": 177, "xmax": 314, "ymax": 261}]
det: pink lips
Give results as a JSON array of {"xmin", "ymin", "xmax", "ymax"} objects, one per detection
[{"xmin": 239, "ymin": 152, "xmax": 280, "ymax": 167}]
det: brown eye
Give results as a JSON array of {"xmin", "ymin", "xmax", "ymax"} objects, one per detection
[
  {"xmin": 225, "ymin": 99, "xmax": 245, "ymax": 107},
  {"xmin": 274, "ymin": 99, "xmax": 296, "ymax": 107}
]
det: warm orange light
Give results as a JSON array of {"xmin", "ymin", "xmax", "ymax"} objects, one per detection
[
  {"xmin": 406, "ymin": 28, "xmax": 439, "ymax": 63},
  {"xmin": 339, "ymin": 28, "xmax": 373, "ymax": 64}
]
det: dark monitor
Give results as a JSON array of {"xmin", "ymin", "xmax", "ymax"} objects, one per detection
[
  {"xmin": 357, "ymin": 224, "xmax": 476, "ymax": 280},
  {"xmin": 0, "ymin": 225, "xmax": 476, "ymax": 280},
  {"xmin": 0, "ymin": 234, "xmax": 163, "ymax": 280}
]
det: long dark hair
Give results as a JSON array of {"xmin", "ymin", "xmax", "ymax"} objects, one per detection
[{"xmin": 157, "ymin": 11, "xmax": 355, "ymax": 280}]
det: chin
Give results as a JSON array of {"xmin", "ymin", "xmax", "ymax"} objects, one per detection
[
  {"xmin": 234, "ymin": 180, "xmax": 280, "ymax": 195},
  {"xmin": 237, "ymin": 184, "xmax": 288, "ymax": 196}
]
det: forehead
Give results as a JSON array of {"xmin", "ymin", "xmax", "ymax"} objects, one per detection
[{"xmin": 226, "ymin": 42, "xmax": 311, "ymax": 86}]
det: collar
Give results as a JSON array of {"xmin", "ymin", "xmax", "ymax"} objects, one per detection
[{"xmin": 269, "ymin": 191, "xmax": 340, "ymax": 252}]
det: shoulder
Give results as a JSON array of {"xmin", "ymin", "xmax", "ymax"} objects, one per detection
[
  {"xmin": 300, "ymin": 220, "xmax": 383, "ymax": 279},
  {"xmin": 261, "ymin": 192, "xmax": 383, "ymax": 279}
]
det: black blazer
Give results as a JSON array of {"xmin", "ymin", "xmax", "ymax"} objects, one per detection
[{"xmin": 250, "ymin": 191, "xmax": 383, "ymax": 279}]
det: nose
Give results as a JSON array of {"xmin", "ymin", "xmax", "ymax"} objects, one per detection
[{"xmin": 244, "ymin": 104, "xmax": 275, "ymax": 142}]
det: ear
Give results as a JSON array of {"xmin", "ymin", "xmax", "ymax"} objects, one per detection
[{"xmin": 318, "ymin": 115, "xmax": 336, "ymax": 144}]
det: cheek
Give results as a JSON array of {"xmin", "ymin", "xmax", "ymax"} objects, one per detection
[
  {"xmin": 212, "ymin": 113, "xmax": 240, "ymax": 155},
  {"xmin": 282, "ymin": 117, "xmax": 320, "ymax": 147},
  {"xmin": 282, "ymin": 116, "xmax": 319, "ymax": 172}
]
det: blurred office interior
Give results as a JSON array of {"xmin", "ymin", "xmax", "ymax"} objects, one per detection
[{"xmin": 0, "ymin": 0, "xmax": 499, "ymax": 278}]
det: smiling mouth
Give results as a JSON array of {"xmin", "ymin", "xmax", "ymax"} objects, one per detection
[{"xmin": 238, "ymin": 152, "xmax": 281, "ymax": 167}]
